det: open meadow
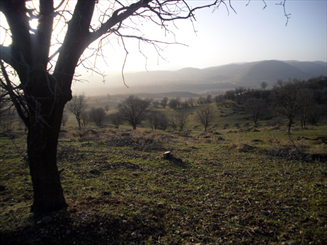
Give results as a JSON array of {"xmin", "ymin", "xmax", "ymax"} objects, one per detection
[{"xmin": 1, "ymin": 116, "xmax": 327, "ymax": 244}]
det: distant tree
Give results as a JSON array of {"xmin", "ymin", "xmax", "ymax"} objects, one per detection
[
  {"xmin": 270, "ymin": 80, "xmax": 310, "ymax": 133},
  {"xmin": 307, "ymin": 105, "xmax": 324, "ymax": 126},
  {"xmin": 225, "ymin": 90, "xmax": 235, "ymax": 101},
  {"xmin": 118, "ymin": 96, "xmax": 151, "ymax": 130},
  {"xmin": 147, "ymin": 111, "xmax": 168, "ymax": 131},
  {"xmin": 89, "ymin": 107, "xmax": 106, "ymax": 127},
  {"xmin": 197, "ymin": 97, "xmax": 206, "ymax": 105},
  {"xmin": 153, "ymin": 101, "xmax": 160, "ymax": 108},
  {"xmin": 109, "ymin": 112, "xmax": 123, "ymax": 129},
  {"xmin": 104, "ymin": 105, "xmax": 110, "ymax": 112},
  {"xmin": 61, "ymin": 113, "xmax": 68, "ymax": 127},
  {"xmin": 168, "ymin": 98, "xmax": 179, "ymax": 109},
  {"xmin": 206, "ymin": 95, "xmax": 212, "ymax": 104},
  {"xmin": 175, "ymin": 112, "xmax": 189, "ymax": 131},
  {"xmin": 187, "ymin": 97, "xmax": 195, "ymax": 107},
  {"xmin": 67, "ymin": 93, "xmax": 88, "ymax": 130},
  {"xmin": 245, "ymin": 98, "xmax": 266, "ymax": 127},
  {"xmin": 158, "ymin": 112, "xmax": 169, "ymax": 130},
  {"xmin": 196, "ymin": 106, "xmax": 215, "ymax": 132},
  {"xmin": 161, "ymin": 97, "xmax": 168, "ymax": 109},
  {"xmin": 214, "ymin": 94, "xmax": 226, "ymax": 108},
  {"xmin": 168, "ymin": 116, "xmax": 178, "ymax": 131},
  {"xmin": 298, "ymin": 89, "xmax": 314, "ymax": 129},
  {"xmin": 80, "ymin": 111, "xmax": 89, "ymax": 128},
  {"xmin": 180, "ymin": 101, "xmax": 189, "ymax": 109},
  {"xmin": 261, "ymin": 81, "xmax": 268, "ymax": 90}
]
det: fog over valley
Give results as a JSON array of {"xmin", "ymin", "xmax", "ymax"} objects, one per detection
[{"xmin": 73, "ymin": 60, "xmax": 327, "ymax": 96}]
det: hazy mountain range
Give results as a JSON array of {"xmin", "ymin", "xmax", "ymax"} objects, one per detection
[{"xmin": 83, "ymin": 60, "xmax": 327, "ymax": 95}]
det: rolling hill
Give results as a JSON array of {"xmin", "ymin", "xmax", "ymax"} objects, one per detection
[{"xmin": 82, "ymin": 60, "xmax": 327, "ymax": 95}]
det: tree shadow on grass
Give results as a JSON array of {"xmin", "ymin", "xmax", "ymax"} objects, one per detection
[{"xmin": 1, "ymin": 196, "xmax": 165, "ymax": 245}]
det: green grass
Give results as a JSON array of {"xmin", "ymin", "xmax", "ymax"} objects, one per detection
[{"xmin": 1, "ymin": 113, "xmax": 327, "ymax": 244}]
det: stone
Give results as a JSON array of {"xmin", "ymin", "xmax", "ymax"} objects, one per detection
[
  {"xmin": 223, "ymin": 170, "xmax": 231, "ymax": 175},
  {"xmin": 89, "ymin": 169, "xmax": 101, "ymax": 175},
  {"xmin": 131, "ymin": 231, "xmax": 137, "ymax": 239},
  {"xmin": 182, "ymin": 231, "xmax": 192, "ymax": 237},
  {"xmin": 157, "ymin": 202, "xmax": 165, "ymax": 208},
  {"xmin": 103, "ymin": 191, "xmax": 111, "ymax": 196}
]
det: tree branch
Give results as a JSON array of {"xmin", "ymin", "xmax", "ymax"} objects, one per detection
[{"xmin": 0, "ymin": 60, "xmax": 29, "ymax": 127}]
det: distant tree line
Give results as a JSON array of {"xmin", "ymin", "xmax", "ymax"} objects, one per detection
[{"xmin": 20, "ymin": 76, "xmax": 325, "ymax": 132}]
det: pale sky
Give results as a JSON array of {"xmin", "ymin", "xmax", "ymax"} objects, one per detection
[
  {"xmin": 79, "ymin": 0, "xmax": 326, "ymax": 74},
  {"xmin": 1, "ymin": 0, "xmax": 326, "ymax": 87}
]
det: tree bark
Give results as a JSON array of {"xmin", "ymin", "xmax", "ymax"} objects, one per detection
[{"xmin": 27, "ymin": 99, "xmax": 67, "ymax": 213}]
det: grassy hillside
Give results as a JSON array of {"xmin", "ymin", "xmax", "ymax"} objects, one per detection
[{"xmin": 1, "ymin": 103, "xmax": 327, "ymax": 244}]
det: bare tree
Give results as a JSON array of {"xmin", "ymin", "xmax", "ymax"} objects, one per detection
[
  {"xmin": 67, "ymin": 94, "xmax": 88, "ymax": 130},
  {"xmin": 168, "ymin": 98, "xmax": 179, "ymax": 109},
  {"xmin": 307, "ymin": 105, "xmax": 324, "ymax": 126},
  {"xmin": 0, "ymin": 0, "xmax": 287, "ymax": 213},
  {"xmin": 80, "ymin": 111, "xmax": 89, "ymax": 128},
  {"xmin": 298, "ymin": 89, "xmax": 314, "ymax": 129},
  {"xmin": 196, "ymin": 106, "xmax": 215, "ymax": 132},
  {"xmin": 152, "ymin": 101, "xmax": 160, "ymax": 108},
  {"xmin": 175, "ymin": 111, "xmax": 189, "ymax": 131},
  {"xmin": 118, "ymin": 96, "xmax": 151, "ymax": 130},
  {"xmin": 109, "ymin": 112, "xmax": 123, "ymax": 129},
  {"xmin": 147, "ymin": 111, "xmax": 168, "ymax": 131},
  {"xmin": 161, "ymin": 97, "xmax": 168, "ymax": 109},
  {"xmin": 245, "ymin": 98, "xmax": 266, "ymax": 127},
  {"xmin": 187, "ymin": 97, "xmax": 195, "ymax": 107},
  {"xmin": 261, "ymin": 81, "xmax": 268, "ymax": 90},
  {"xmin": 214, "ymin": 94, "xmax": 226, "ymax": 108},
  {"xmin": 89, "ymin": 107, "xmax": 106, "ymax": 127},
  {"xmin": 270, "ymin": 80, "xmax": 310, "ymax": 133}
]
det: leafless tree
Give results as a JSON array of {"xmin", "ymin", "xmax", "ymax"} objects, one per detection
[
  {"xmin": 206, "ymin": 95, "xmax": 213, "ymax": 104},
  {"xmin": 245, "ymin": 98, "xmax": 266, "ymax": 127},
  {"xmin": 67, "ymin": 94, "xmax": 88, "ymax": 130},
  {"xmin": 89, "ymin": 107, "xmax": 106, "ymax": 127},
  {"xmin": 175, "ymin": 111, "xmax": 189, "ymax": 131},
  {"xmin": 0, "ymin": 0, "xmax": 288, "ymax": 213},
  {"xmin": 197, "ymin": 97, "xmax": 207, "ymax": 105},
  {"xmin": 298, "ymin": 89, "xmax": 314, "ymax": 129},
  {"xmin": 168, "ymin": 98, "xmax": 179, "ymax": 109},
  {"xmin": 214, "ymin": 94, "xmax": 226, "ymax": 108},
  {"xmin": 147, "ymin": 111, "xmax": 168, "ymax": 131},
  {"xmin": 307, "ymin": 105, "xmax": 324, "ymax": 126},
  {"xmin": 80, "ymin": 111, "xmax": 89, "ymax": 128},
  {"xmin": 161, "ymin": 97, "xmax": 169, "ymax": 109},
  {"xmin": 118, "ymin": 95, "xmax": 151, "ymax": 129},
  {"xmin": 196, "ymin": 106, "xmax": 215, "ymax": 132},
  {"xmin": 187, "ymin": 97, "xmax": 195, "ymax": 107},
  {"xmin": 109, "ymin": 112, "xmax": 123, "ymax": 129},
  {"xmin": 261, "ymin": 81, "xmax": 268, "ymax": 90},
  {"xmin": 270, "ymin": 80, "xmax": 311, "ymax": 133},
  {"xmin": 168, "ymin": 116, "xmax": 178, "ymax": 131}
]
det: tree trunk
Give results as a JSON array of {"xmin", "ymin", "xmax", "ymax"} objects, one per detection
[{"xmin": 27, "ymin": 102, "xmax": 68, "ymax": 213}]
